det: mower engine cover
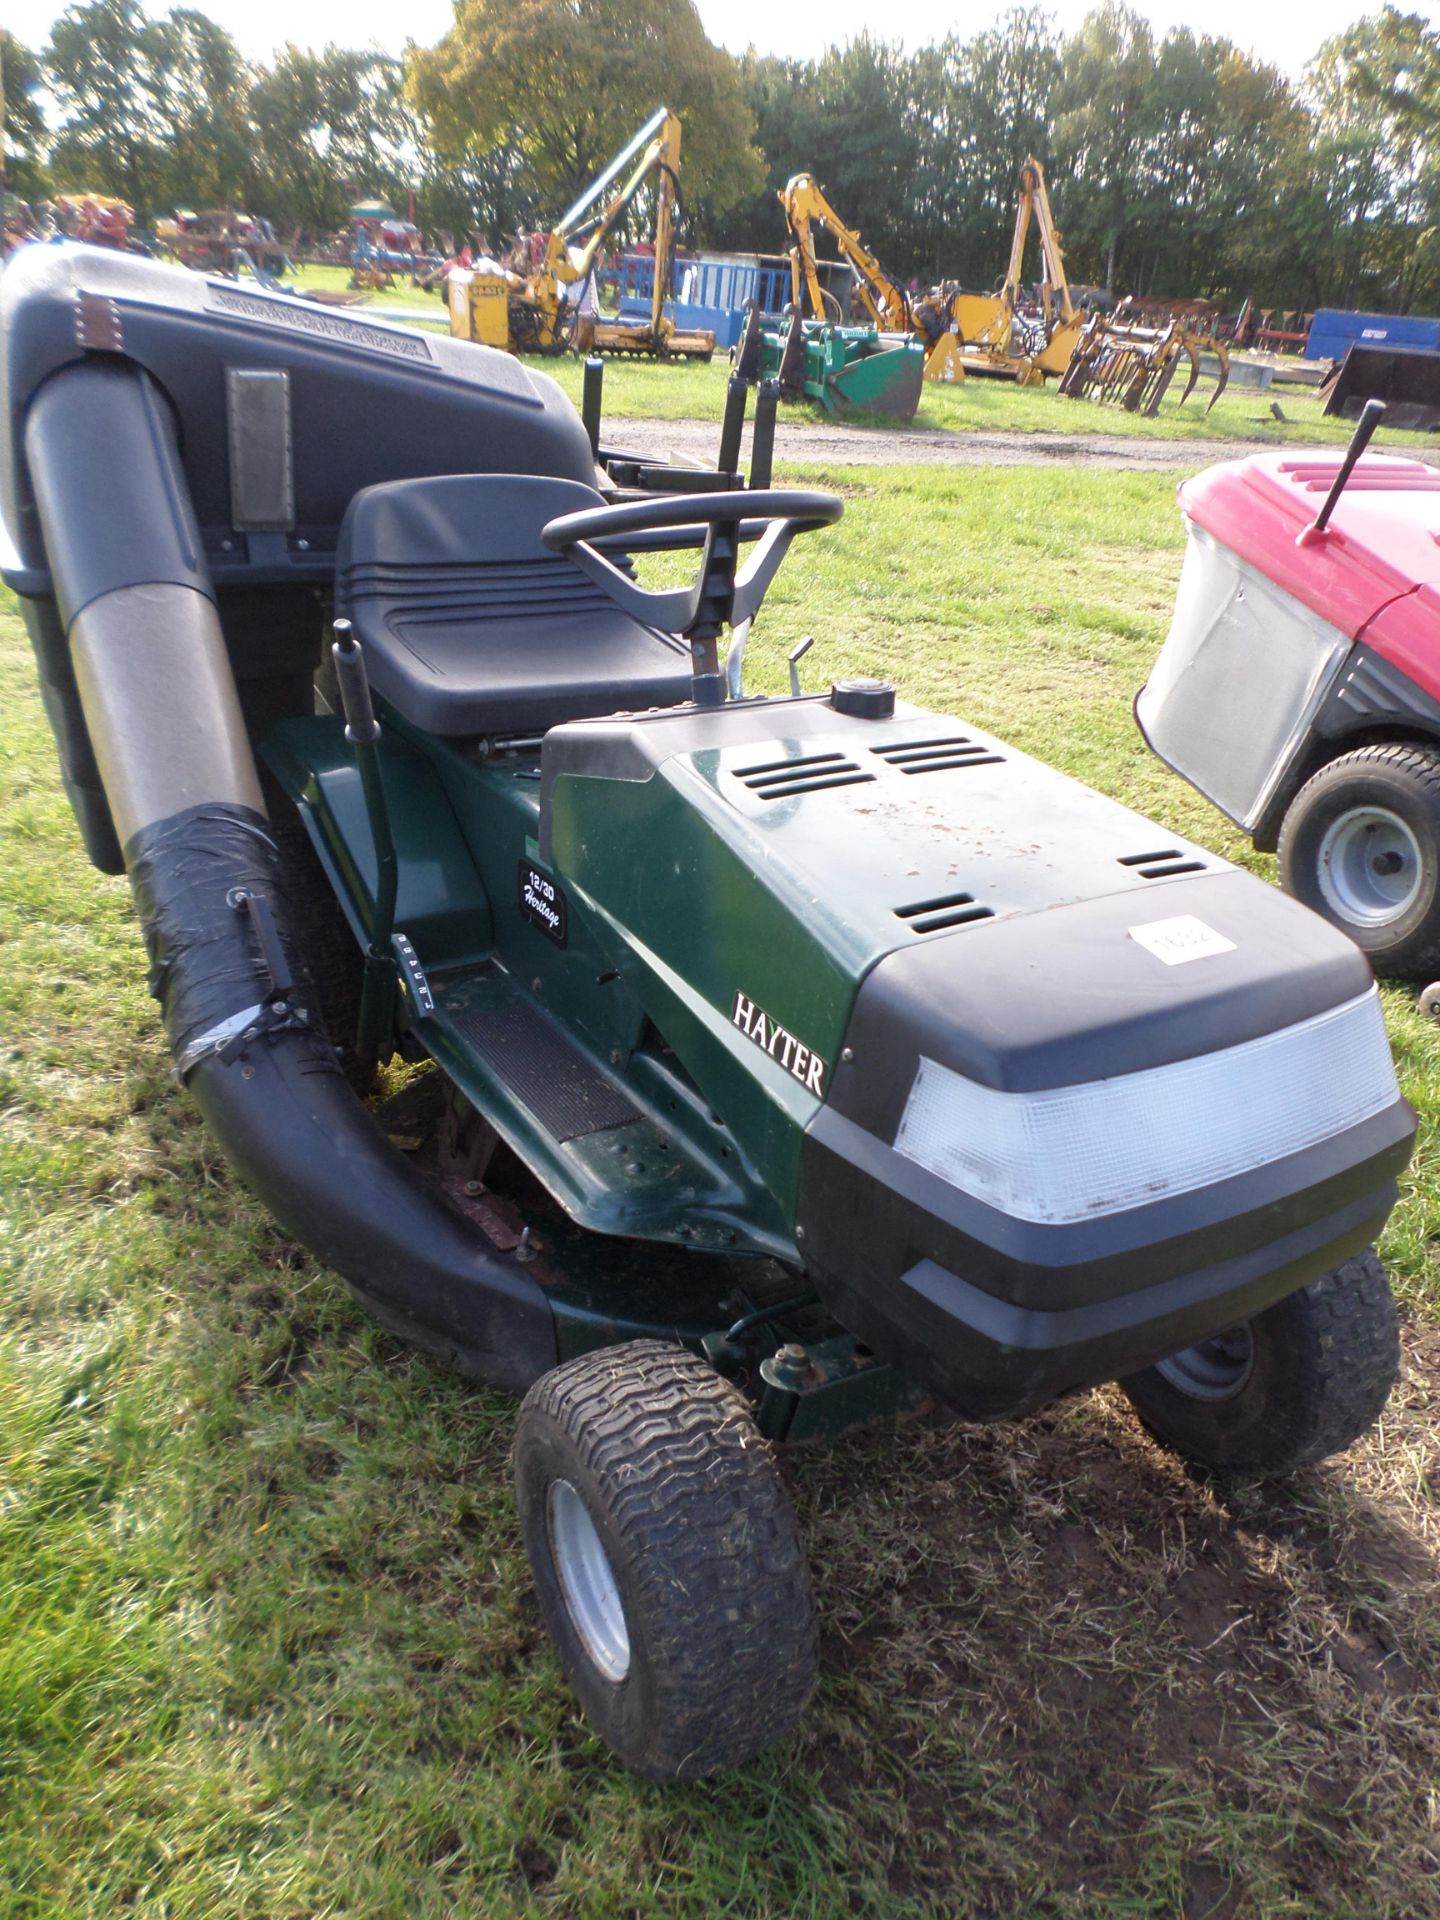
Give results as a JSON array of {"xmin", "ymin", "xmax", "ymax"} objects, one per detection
[
  {"xmin": 1137, "ymin": 451, "xmax": 1440, "ymax": 837},
  {"xmin": 541, "ymin": 696, "xmax": 1414, "ymax": 1421}
]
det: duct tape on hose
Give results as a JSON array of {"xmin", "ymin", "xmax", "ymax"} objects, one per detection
[{"xmin": 125, "ymin": 802, "xmax": 320, "ymax": 1078}]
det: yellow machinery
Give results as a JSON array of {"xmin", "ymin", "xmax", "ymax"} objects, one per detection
[
  {"xmin": 914, "ymin": 156, "xmax": 1083, "ymax": 385},
  {"xmin": 449, "ymin": 107, "xmax": 714, "ymax": 361},
  {"xmin": 777, "ymin": 173, "xmax": 910, "ymax": 333}
]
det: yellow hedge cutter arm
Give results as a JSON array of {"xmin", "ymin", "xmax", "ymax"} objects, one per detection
[
  {"xmin": 531, "ymin": 107, "xmax": 713, "ymax": 358},
  {"xmin": 777, "ymin": 174, "xmax": 910, "ymax": 333},
  {"xmin": 922, "ymin": 156, "xmax": 1083, "ymax": 384},
  {"xmin": 451, "ymin": 108, "xmax": 713, "ymax": 359}
]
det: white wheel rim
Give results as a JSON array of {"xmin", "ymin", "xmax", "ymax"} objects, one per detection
[
  {"xmin": 1155, "ymin": 1324, "xmax": 1254, "ymax": 1402},
  {"xmin": 1317, "ymin": 806, "xmax": 1423, "ymax": 927},
  {"xmin": 547, "ymin": 1479, "xmax": 630, "ymax": 1682}
]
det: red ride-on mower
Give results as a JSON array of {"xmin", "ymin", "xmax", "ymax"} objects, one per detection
[{"xmin": 1139, "ymin": 402, "xmax": 1440, "ymax": 982}]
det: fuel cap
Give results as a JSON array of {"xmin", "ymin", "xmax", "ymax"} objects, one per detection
[{"xmin": 830, "ymin": 677, "xmax": 896, "ymax": 720}]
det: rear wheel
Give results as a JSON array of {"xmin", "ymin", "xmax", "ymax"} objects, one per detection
[
  {"xmin": 1121, "ymin": 1250, "xmax": 1399, "ymax": 1475},
  {"xmin": 1278, "ymin": 743, "xmax": 1440, "ymax": 976},
  {"xmin": 514, "ymin": 1340, "xmax": 816, "ymax": 1781}
]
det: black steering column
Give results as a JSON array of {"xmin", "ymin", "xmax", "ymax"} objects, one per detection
[{"xmin": 542, "ymin": 489, "xmax": 843, "ymax": 706}]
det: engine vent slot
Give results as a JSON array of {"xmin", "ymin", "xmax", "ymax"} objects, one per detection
[
  {"xmin": 1117, "ymin": 849, "xmax": 1208, "ymax": 879},
  {"xmin": 734, "ymin": 751, "xmax": 875, "ymax": 800},
  {"xmin": 894, "ymin": 890, "xmax": 995, "ymax": 934},
  {"xmin": 871, "ymin": 736, "xmax": 1004, "ymax": 775}
]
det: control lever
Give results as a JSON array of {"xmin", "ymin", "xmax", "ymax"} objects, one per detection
[
  {"xmin": 1299, "ymin": 398, "xmax": 1386, "ymax": 546},
  {"xmin": 716, "ymin": 375, "xmax": 747, "ymax": 480},
  {"xmin": 788, "ymin": 634, "xmax": 814, "ymax": 697},
  {"xmin": 581, "ymin": 355, "xmax": 604, "ymax": 461},
  {"xmin": 751, "ymin": 380, "xmax": 779, "ymax": 490},
  {"xmin": 725, "ymin": 617, "xmax": 752, "ymax": 701},
  {"xmin": 331, "ymin": 618, "xmax": 401, "ymax": 1068}
]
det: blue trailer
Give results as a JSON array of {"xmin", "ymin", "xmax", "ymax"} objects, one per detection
[
  {"xmin": 1307, "ymin": 308, "xmax": 1440, "ymax": 362},
  {"xmin": 612, "ymin": 251, "xmax": 854, "ymax": 350}
]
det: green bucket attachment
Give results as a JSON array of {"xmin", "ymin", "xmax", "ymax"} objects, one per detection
[{"xmin": 735, "ymin": 307, "xmax": 924, "ymax": 422}]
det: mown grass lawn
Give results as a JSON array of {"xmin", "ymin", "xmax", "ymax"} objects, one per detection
[
  {"xmin": 2, "ymin": 462, "xmax": 1437, "ymax": 1918},
  {"xmin": 538, "ymin": 352, "xmax": 1399, "ymax": 453}
]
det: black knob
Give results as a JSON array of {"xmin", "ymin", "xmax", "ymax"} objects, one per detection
[{"xmin": 830, "ymin": 677, "xmax": 895, "ymax": 720}]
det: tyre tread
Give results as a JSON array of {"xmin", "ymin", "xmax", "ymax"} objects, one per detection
[
  {"xmin": 1123, "ymin": 1250, "xmax": 1399, "ymax": 1474},
  {"xmin": 516, "ymin": 1340, "xmax": 816, "ymax": 1780},
  {"xmin": 1278, "ymin": 741, "xmax": 1440, "ymax": 975}
]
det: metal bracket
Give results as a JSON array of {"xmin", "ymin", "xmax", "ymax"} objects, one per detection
[
  {"xmin": 227, "ymin": 886, "xmax": 296, "ymax": 1001},
  {"xmin": 75, "ymin": 292, "xmax": 123, "ymax": 352}
]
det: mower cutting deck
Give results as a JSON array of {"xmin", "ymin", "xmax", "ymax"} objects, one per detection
[{"xmin": 2, "ymin": 245, "xmax": 1415, "ymax": 1781}]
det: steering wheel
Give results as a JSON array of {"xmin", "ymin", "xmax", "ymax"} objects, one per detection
[{"xmin": 541, "ymin": 489, "xmax": 842, "ymax": 646}]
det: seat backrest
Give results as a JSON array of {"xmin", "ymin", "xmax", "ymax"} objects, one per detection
[{"xmin": 340, "ymin": 472, "xmax": 602, "ymax": 574}]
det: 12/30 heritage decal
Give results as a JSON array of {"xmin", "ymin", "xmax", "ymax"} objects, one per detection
[
  {"xmin": 519, "ymin": 861, "xmax": 568, "ymax": 945},
  {"xmin": 731, "ymin": 991, "xmax": 828, "ymax": 1097}
]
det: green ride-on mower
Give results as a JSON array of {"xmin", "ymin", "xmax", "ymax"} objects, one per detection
[{"xmin": 2, "ymin": 244, "xmax": 1417, "ymax": 1781}]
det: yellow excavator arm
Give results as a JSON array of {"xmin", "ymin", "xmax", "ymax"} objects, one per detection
[
  {"xmin": 449, "ymin": 106, "xmax": 711, "ymax": 360},
  {"xmin": 777, "ymin": 174, "xmax": 909, "ymax": 332},
  {"xmin": 1000, "ymin": 157, "xmax": 1076, "ymax": 335},
  {"xmin": 531, "ymin": 107, "xmax": 684, "ymax": 342},
  {"xmin": 928, "ymin": 154, "xmax": 1082, "ymax": 381}
]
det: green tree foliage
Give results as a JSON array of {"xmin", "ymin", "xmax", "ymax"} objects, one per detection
[
  {"xmin": 407, "ymin": 0, "xmax": 764, "ymax": 237},
  {"xmin": 1305, "ymin": 8, "xmax": 1440, "ymax": 309},
  {"xmin": 247, "ymin": 47, "xmax": 421, "ymax": 233},
  {"xmin": 45, "ymin": 0, "xmax": 250, "ymax": 211},
  {"xmin": 721, "ymin": 36, "xmax": 918, "ymax": 271},
  {"xmin": 9, "ymin": 0, "xmax": 1440, "ymax": 316},
  {"xmin": 911, "ymin": 9, "xmax": 1063, "ymax": 284},
  {"xmin": 1, "ymin": 31, "xmax": 50, "ymax": 200},
  {"xmin": 1051, "ymin": 3, "xmax": 1155, "ymax": 291}
]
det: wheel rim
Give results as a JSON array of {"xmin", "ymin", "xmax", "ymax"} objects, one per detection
[
  {"xmin": 1155, "ymin": 1325, "xmax": 1254, "ymax": 1402},
  {"xmin": 1316, "ymin": 806, "xmax": 1424, "ymax": 927},
  {"xmin": 547, "ymin": 1479, "xmax": 630, "ymax": 1682}
]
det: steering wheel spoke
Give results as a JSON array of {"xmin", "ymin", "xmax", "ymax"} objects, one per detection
[{"xmin": 541, "ymin": 489, "xmax": 843, "ymax": 703}]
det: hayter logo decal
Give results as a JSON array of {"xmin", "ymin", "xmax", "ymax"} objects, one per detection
[{"xmin": 731, "ymin": 992, "xmax": 828, "ymax": 1096}]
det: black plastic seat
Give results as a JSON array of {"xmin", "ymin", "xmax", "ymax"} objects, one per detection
[{"xmin": 335, "ymin": 474, "xmax": 692, "ymax": 736}]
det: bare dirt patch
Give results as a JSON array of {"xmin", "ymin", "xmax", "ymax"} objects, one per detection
[{"xmin": 786, "ymin": 1316, "xmax": 1440, "ymax": 1915}]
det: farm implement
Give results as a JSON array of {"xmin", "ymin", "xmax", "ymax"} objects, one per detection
[
  {"xmin": 1059, "ymin": 302, "xmax": 1231, "ymax": 415},
  {"xmin": 728, "ymin": 173, "xmax": 925, "ymax": 420},
  {"xmin": 732, "ymin": 300, "xmax": 924, "ymax": 419}
]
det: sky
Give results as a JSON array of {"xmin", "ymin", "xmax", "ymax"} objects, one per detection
[{"xmin": 3, "ymin": 0, "xmax": 1437, "ymax": 75}]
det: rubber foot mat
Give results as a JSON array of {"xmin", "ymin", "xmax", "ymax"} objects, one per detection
[{"xmin": 446, "ymin": 1000, "xmax": 641, "ymax": 1141}]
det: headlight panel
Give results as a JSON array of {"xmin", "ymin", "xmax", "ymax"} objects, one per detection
[{"xmin": 894, "ymin": 988, "xmax": 1400, "ymax": 1226}]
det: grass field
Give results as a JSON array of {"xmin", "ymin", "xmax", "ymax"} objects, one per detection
[
  {"xmin": 3, "ymin": 461, "xmax": 1438, "ymax": 1918},
  {"xmin": 282, "ymin": 263, "xmax": 1412, "ymax": 454}
]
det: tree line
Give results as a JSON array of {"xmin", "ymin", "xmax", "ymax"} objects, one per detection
[{"xmin": 3, "ymin": 0, "xmax": 1438, "ymax": 313}]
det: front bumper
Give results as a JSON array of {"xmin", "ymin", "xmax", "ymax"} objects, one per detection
[{"xmin": 796, "ymin": 1100, "xmax": 1413, "ymax": 1420}]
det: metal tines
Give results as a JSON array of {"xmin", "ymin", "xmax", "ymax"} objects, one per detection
[{"xmin": 1058, "ymin": 308, "xmax": 1229, "ymax": 417}]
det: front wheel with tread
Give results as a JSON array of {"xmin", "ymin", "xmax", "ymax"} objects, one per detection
[
  {"xmin": 1121, "ymin": 1250, "xmax": 1399, "ymax": 1475},
  {"xmin": 515, "ymin": 1339, "xmax": 817, "ymax": 1781},
  {"xmin": 1277, "ymin": 743, "xmax": 1440, "ymax": 976}
]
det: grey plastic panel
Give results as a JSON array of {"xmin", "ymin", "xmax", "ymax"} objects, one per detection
[
  {"xmin": 226, "ymin": 368, "xmax": 294, "ymax": 532},
  {"xmin": 1137, "ymin": 525, "xmax": 1350, "ymax": 831}
]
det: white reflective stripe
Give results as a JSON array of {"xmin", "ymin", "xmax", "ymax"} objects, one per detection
[
  {"xmin": 173, "ymin": 1002, "xmax": 268, "ymax": 1080},
  {"xmin": 894, "ymin": 988, "xmax": 1399, "ymax": 1226}
]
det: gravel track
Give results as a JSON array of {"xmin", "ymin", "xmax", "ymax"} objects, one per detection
[{"xmin": 609, "ymin": 415, "xmax": 1440, "ymax": 473}]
